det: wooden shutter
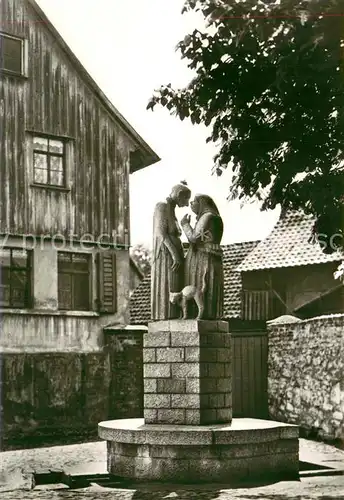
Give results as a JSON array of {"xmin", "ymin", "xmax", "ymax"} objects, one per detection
[{"xmin": 97, "ymin": 251, "xmax": 117, "ymax": 313}]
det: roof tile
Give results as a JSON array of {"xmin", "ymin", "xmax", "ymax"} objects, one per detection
[{"xmin": 238, "ymin": 211, "xmax": 342, "ymax": 272}]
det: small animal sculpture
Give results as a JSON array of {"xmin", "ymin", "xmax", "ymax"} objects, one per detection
[{"xmin": 169, "ymin": 271, "xmax": 207, "ymax": 320}]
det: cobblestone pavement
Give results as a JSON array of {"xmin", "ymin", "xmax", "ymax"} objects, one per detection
[
  {"xmin": 0, "ymin": 441, "xmax": 107, "ymax": 474},
  {"xmin": 1, "ymin": 439, "xmax": 344, "ymax": 499},
  {"xmin": 299, "ymin": 438, "xmax": 344, "ymax": 469},
  {"xmin": 1, "ymin": 476, "xmax": 344, "ymax": 500}
]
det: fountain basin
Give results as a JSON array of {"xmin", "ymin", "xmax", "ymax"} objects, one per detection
[{"xmin": 99, "ymin": 417, "xmax": 299, "ymax": 484}]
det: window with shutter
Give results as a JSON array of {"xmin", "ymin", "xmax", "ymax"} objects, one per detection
[
  {"xmin": 97, "ymin": 251, "xmax": 117, "ymax": 313},
  {"xmin": 57, "ymin": 252, "xmax": 90, "ymax": 310}
]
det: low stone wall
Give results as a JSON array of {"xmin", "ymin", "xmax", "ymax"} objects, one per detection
[
  {"xmin": 0, "ymin": 326, "xmax": 145, "ymax": 450},
  {"xmin": 267, "ymin": 314, "xmax": 344, "ymax": 441}
]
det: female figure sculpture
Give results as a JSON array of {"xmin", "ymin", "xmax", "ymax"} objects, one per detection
[
  {"xmin": 181, "ymin": 194, "xmax": 224, "ymax": 320},
  {"xmin": 151, "ymin": 181, "xmax": 191, "ymax": 320}
]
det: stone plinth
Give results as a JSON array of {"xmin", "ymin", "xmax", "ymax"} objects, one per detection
[
  {"xmin": 99, "ymin": 418, "xmax": 299, "ymax": 483},
  {"xmin": 143, "ymin": 320, "xmax": 232, "ymax": 425}
]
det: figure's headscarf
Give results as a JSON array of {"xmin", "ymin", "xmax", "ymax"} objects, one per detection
[
  {"xmin": 193, "ymin": 194, "xmax": 220, "ymax": 219},
  {"xmin": 193, "ymin": 194, "xmax": 224, "ymax": 243}
]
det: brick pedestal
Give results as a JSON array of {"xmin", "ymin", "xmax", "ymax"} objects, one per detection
[{"xmin": 143, "ymin": 320, "xmax": 232, "ymax": 425}]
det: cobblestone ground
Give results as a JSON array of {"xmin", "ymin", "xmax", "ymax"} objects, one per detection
[
  {"xmin": 2, "ymin": 476, "xmax": 344, "ymax": 500},
  {"xmin": 0, "ymin": 441, "xmax": 107, "ymax": 473},
  {"xmin": 1, "ymin": 439, "xmax": 344, "ymax": 499}
]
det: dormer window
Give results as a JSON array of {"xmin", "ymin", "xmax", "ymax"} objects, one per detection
[{"xmin": 0, "ymin": 32, "xmax": 25, "ymax": 76}]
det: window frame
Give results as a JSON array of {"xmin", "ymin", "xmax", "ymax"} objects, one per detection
[
  {"xmin": 0, "ymin": 31, "xmax": 27, "ymax": 77},
  {"xmin": 0, "ymin": 248, "xmax": 32, "ymax": 309},
  {"xmin": 28, "ymin": 131, "xmax": 74, "ymax": 192},
  {"xmin": 57, "ymin": 252, "xmax": 92, "ymax": 311},
  {"xmin": 33, "ymin": 134, "xmax": 67, "ymax": 188}
]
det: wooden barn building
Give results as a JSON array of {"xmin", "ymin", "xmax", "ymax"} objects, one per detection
[
  {"xmin": 0, "ymin": 0, "xmax": 158, "ymax": 448},
  {"xmin": 0, "ymin": 0, "xmax": 159, "ymax": 351}
]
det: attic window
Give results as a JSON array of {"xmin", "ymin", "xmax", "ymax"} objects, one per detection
[
  {"xmin": 33, "ymin": 135, "xmax": 66, "ymax": 187},
  {"xmin": 0, "ymin": 32, "xmax": 24, "ymax": 75}
]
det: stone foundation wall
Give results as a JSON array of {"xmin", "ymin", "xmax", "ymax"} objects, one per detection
[
  {"xmin": 0, "ymin": 326, "xmax": 144, "ymax": 450},
  {"xmin": 267, "ymin": 314, "xmax": 344, "ymax": 441}
]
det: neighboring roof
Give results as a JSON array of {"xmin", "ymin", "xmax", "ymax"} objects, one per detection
[
  {"xmin": 27, "ymin": 0, "xmax": 160, "ymax": 172},
  {"xmin": 237, "ymin": 211, "xmax": 343, "ymax": 272},
  {"xmin": 223, "ymin": 241, "xmax": 260, "ymax": 319},
  {"xmin": 129, "ymin": 240, "xmax": 260, "ymax": 325},
  {"xmin": 130, "ymin": 273, "xmax": 151, "ymax": 325},
  {"xmin": 129, "ymin": 258, "xmax": 145, "ymax": 280}
]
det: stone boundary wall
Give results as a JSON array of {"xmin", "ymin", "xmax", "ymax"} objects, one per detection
[
  {"xmin": 267, "ymin": 314, "xmax": 344, "ymax": 441},
  {"xmin": 0, "ymin": 326, "xmax": 144, "ymax": 450}
]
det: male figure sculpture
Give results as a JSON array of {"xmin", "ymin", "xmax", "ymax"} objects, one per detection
[{"xmin": 151, "ymin": 181, "xmax": 191, "ymax": 320}]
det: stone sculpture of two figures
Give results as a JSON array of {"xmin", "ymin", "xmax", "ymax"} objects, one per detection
[{"xmin": 151, "ymin": 181, "xmax": 224, "ymax": 321}]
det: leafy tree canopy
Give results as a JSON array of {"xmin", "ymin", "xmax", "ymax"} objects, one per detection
[{"xmin": 147, "ymin": 0, "xmax": 344, "ymax": 238}]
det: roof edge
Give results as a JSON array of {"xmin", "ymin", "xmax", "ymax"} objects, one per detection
[
  {"xmin": 222, "ymin": 239, "xmax": 261, "ymax": 248},
  {"xmin": 129, "ymin": 257, "xmax": 145, "ymax": 280},
  {"xmin": 238, "ymin": 256, "xmax": 343, "ymax": 273},
  {"xmin": 28, "ymin": 0, "xmax": 160, "ymax": 171}
]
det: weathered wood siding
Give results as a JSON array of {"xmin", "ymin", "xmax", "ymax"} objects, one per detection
[
  {"xmin": 241, "ymin": 270, "xmax": 287, "ymax": 320},
  {"xmin": 241, "ymin": 290, "xmax": 271, "ymax": 321},
  {"xmin": 0, "ymin": 0, "xmax": 133, "ymax": 242}
]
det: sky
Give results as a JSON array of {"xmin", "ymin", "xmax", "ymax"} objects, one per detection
[{"xmin": 36, "ymin": 0, "xmax": 280, "ymax": 249}]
